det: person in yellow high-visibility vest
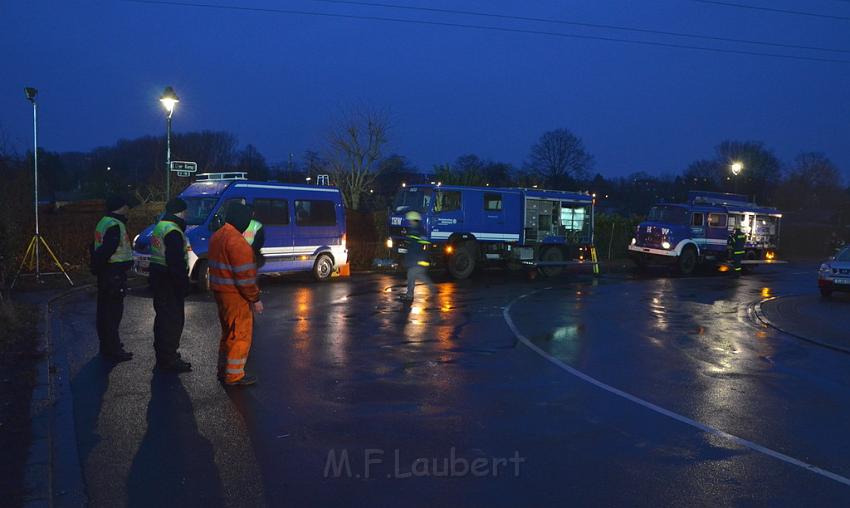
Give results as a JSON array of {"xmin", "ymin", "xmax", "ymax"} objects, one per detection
[
  {"xmin": 242, "ymin": 210, "xmax": 265, "ymax": 268},
  {"xmin": 149, "ymin": 198, "xmax": 192, "ymax": 372},
  {"xmin": 401, "ymin": 211, "xmax": 436, "ymax": 302},
  {"xmin": 91, "ymin": 195, "xmax": 134, "ymax": 362}
]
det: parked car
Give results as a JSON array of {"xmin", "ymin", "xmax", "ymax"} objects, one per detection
[
  {"xmin": 133, "ymin": 172, "xmax": 348, "ymax": 288},
  {"xmin": 817, "ymin": 245, "xmax": 850, "ymax": 297}
]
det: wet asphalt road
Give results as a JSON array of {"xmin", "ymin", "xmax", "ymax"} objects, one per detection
[{"xmin": 51, "ymin": 263, "xmax": 850, "ymax": 507}]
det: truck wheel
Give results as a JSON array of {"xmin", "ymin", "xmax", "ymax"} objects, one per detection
[
  {"xmin": 194, "ymin": 259, "xmax": 210, "ymax": 293},
  {"xmin": 632, "ymin": 254, "xmax": 648, "ymax": 272},
  {"xmin": 820, "ymin": 287, "xmax": 833, "ymax": 298},
  {"xmin": 677, "ymin": 246, "xmax": 697, "ymax": 276},
  {"xmin": 313, "ymin": 254, "xmax": 334, "ymax": 281},
  {"xmin": 539, "ymin": 246, "xmax": 564, "ymax": 277},
  {"xmin": 448, "ymin": 243, "xmax": 476, "ymax": 279}
]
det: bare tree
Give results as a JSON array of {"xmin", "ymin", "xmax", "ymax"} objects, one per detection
[
  {"xmin": 326, "ymin": 106, "xmax": 390, "ymax": 210},
  {"xmin": 526, "ymin": 128, "xmax": 593, "ymax": 189}
]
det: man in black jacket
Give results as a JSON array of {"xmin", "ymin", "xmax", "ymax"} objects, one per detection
[
  {"xmin": 92, "ymin": 195, "xmax": 135, "ymax": 362},
  {"xmin": 149, "ymin": 198, "xmax": 192, "ymax": 372}
]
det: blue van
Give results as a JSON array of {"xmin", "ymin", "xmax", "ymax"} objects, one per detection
[{"xmin": 132, "ymin": 173, "xmax": 348, "ymax": 287}]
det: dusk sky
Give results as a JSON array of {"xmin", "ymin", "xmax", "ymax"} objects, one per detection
[{"xmin": 2, "ymin": 0, "xmax": 849, "ymax": 177}]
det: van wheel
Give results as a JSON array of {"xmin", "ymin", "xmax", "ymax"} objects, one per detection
[
  {"xmin": 539, "ymin": 246, "xmax": 564, "ymax": 277},
  {"xmin": 195, "ymin": 259, "xmax": 210, "ymax": 292},
  {"xmin": 677, "ymin": 246, "xmax": 697, "ymax": 276},
  {"xmin": 448, "ymin": 242, "xmax": 476, "ymax": 279},
  {"xmin": 313, "ymin": 254, "xmax": 334, "ymax": 281}
]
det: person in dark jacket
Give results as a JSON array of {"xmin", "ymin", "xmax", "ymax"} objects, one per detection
[
  {"xmin": 91, "ymin": 195, "xmax": 134, "ymax": 362},
  {"xmin": 728, "ymin": 227, "xmax": 746, "ymax": 276},
  {"xmin": 401, "ymin": 211, "xmax": 436, "ymax": 302},
  {"xmin": 149, "ymin": 198, "xmax": 192, "ymax": 372}
]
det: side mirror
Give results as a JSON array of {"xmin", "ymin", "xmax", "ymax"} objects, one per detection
[{"xmin": 210, "ymin": 214, "xmax": 224, "ymax": 231}]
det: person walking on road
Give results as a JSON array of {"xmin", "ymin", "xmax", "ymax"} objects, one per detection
[
  {"xmin": 728, "ymin": 226, "xmax": 746, "ymax": 276},
  {"xmin": 91, "ymin": 195, "xmax": 134, "ymax": 362},
  {"xmin": 149, "ymin": 198, "xmax": 192, "ymax": 372},
  {"xmin": 401, "ymin": 211, "xmax": 436, "ymax": 302},
  {"xmin": 209, "ymin": 203, "xmax": 263, "ymax": 386}
]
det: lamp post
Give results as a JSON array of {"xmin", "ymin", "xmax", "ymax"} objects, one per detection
[
  {"xmin": 160, "ymin": 86, "xmax": 179, "ymax": 200},
  {"xmin": 730, "ymin": 161, "xmax": 744, "ymax": 194},
  {"xmin": 25, "ymin": 87, "xmax": 40, "ymax": 281}
]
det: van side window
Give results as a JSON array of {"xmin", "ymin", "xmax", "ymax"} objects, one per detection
[
  {"xmin": 708, "ymin": 213, "xmax": 727, "ymax": 228},
  {"xmin": 692, "ymin": 213, "xmax": 704, "ymax": 227},
  {"xmin": 254, "ymin": 198, "xmax": 289, "ymax": 225},
  {"xmin": 484, "ymin": 193, "xmax": 502, "ymax": 211},
  {"xmin": 434, "ymin": 191, "xmax": 462, "ymax": 213},
  {"xmin": 295, "ymin": 200, "xmax": 336, "ymax": 227}
]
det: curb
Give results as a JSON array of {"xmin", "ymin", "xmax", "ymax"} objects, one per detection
[
  {"xmin": 23, "ymin": 284, "xmax": 95, "ymax": 508},
  {"xmin": 752, "ymin": 296, "xmax": 850, "ymax": 355}
]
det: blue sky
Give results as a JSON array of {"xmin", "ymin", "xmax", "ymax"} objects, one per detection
[{"xmin": 1, "ymin": 0, "xmax": 848, "ymax": 177}]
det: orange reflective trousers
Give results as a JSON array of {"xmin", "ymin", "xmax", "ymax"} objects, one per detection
[{"xmin": 215, "ymin": 292, "xmax": 253, "ymax": 383}]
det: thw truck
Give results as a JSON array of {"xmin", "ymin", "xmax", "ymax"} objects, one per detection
[
  {"xmin": 387, "ymin": 184, "xmax": 595, "ymax": 278},
  {"xmin": 628, "ymin": 191, "xmax": 782, "ymax": 275}
]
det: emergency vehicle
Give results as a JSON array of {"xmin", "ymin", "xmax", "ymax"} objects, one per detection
[
  {"xmin": 628, "ymin": 191, "xmax": 782, "ymax": 275},
  {"xmin": 387, "ymin": 184, "xmax": 596, "ymax": 279},
  {"xmin": 133, "ymin": 173, "xmax": 348, "ymax": 287}
]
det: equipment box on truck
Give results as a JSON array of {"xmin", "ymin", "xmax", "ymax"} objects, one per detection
[
  {"xmin": 133, "ymin": 173, "xmax": 348, "ymax": 287},
  {"xmin": 387, "ymin": 184, "xmax": 596, "ymax": 278},
  {"xmin": 628, "ymin": 191, "xmax": 782, "ymax": 275}
]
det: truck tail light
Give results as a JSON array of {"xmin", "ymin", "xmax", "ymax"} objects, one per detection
[{"xmin": 445, "ymin": 245, "xmax": 454, "ymax": 255}]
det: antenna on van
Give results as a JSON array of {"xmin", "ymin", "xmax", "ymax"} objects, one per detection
[{"xmin": 317, "ymin": 174, "xmax": 330, "ymax": 186}]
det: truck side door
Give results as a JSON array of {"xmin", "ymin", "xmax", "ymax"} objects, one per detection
[
  {"xmin": 690, "ymin": 212, "xmax": 706, "ymax": 247},
  {"xmin": 252, "ymin": 197, "xmax": 293, "ymax": 271},
  {"xmin": 432, "ymin": 190, "xmax": 464, "ymax": 240}
]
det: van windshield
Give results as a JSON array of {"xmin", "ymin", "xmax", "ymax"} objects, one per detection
[
  {"xmin": 182, "ymin": 197, "xmax": 220, "ymax": 225},
  {"xmin": 647, "ymin": 205, "xmax": 688, "ymax": 225},
  {"xmin": 394, "ymin": 188, "xmax": 433, "ymax": 212}
]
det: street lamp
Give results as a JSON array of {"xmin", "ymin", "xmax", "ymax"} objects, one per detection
[
  {"xmin": 160, "ymin": 86, "xmax": 179, "ymax": 199},
  {"xmin": 730, "ymin": 161, "xmax": 744, "ymax": 193}
]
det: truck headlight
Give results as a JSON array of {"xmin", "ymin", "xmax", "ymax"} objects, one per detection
[
  {"xmin": 662, "ymin": 241, "xmax": 671, "ymax": 250},
  {"xmin": 631, "ymin": 237, "xmax": 636, "ymax": 245},
  {"xmin": 386, "ymin": 238, "xmax": 393, "ymax": 249}
]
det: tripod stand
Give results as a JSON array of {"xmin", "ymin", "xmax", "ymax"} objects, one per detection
[
  {"xmin": 11, "ymin": 87, "xmax": 73, "ymax": 288},
  {"xmin": 12, "ymin": 234, "xmax": 73, "ymax": 287}
]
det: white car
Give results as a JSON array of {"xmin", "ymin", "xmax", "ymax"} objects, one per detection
[{"xmin": 818, "ymin": 246, "xmax": 850, "ymax": 297}]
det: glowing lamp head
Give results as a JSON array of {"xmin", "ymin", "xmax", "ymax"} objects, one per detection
[
  {"xmin": 160, "ymin": 86, "xmax": 179, "ymax": 115},
  {"xmin": 730, "ymin": 161, "xmax": 744, "ymax": 176}
]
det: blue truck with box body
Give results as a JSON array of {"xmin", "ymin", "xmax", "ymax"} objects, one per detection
[
  {"xmin": 133, "ymin": 173, "xmax": 348, "ymax": 287},
  {"xmin": 628, "ymin": 191, "xmax": 782, "ymax": 275},
  {"xmin": 387, "ymin": 184, "xmax": 595, "ymax": 278}
]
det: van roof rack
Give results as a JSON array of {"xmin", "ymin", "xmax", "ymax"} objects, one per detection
[{"xmin": 196, "ymin": 172, "xmax": 247, "ymax": 181}]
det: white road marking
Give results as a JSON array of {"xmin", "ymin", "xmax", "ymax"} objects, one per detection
[{"xmin": 503, "ymin": 289, "xmax": 850, "ymax": 487}]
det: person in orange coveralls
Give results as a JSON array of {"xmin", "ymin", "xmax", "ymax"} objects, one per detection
[{"xmin": 208, "ymin": 202, "xmax": 263, "ymax": 386}]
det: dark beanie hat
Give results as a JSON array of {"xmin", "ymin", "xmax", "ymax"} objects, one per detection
[
  {"xmin": 165, "ymin": 197, "xmax": 187, "ymax": 214},
  {"xmin": 225, "ymin": 203, "xmax": 252, "ymax": 233},
  {"xmin": 105, "ymin": 194, "xmax": 127, "ymax": 212}
]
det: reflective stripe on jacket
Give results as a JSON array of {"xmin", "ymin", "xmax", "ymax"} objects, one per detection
[
  {"xmin": 94, "ymin": 216, "xmax": 132, "ymax": 263},
  {"xmin": 150, "ymin": 220, "xmax": 188, "ymax": 267},
  {"xmin": 242, "ymin": 220, "xmax": 263, "ymax": 246},
  {"xmin": 209, "ymin": 223, "xmax": 260, "ymax": 302}
]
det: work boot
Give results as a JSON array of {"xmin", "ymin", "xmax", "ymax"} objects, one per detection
[
  {"xmin": 101, "ymin": 349, "xmax": 133, "ymax": 363},
  {"xmin": 156, "ymin": 359, "xmax": 192, "ymax": 373},
  {"xmin": 224, "ymin": 375, "xmax": 257, "ymax": 387}
]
